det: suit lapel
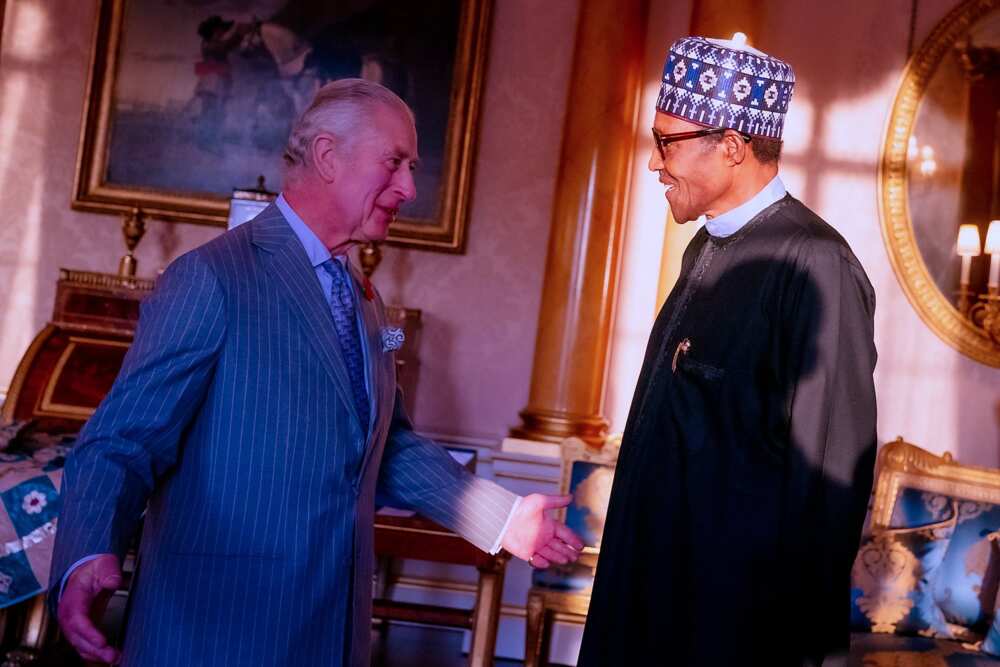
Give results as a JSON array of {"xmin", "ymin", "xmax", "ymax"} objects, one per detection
[
  {"xmin": 348, "ymin": 263, "xmax": 391, "ymax": 432},
  {"xmin": 251, "ymin": 205, "xmax": 360, "ymax": 430},
  {"xmin": 347, "ymin": 262, "xmax": 396, "ymax": 472}
]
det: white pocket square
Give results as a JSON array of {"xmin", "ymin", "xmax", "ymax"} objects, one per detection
[{"xmin": 381, "ymin": 326, "xmax": 404, "ymax": 352}]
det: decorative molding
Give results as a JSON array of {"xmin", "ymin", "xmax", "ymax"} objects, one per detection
[
  {"xmin": 500, "ymin": 437, "xmax": 562, "ymax": 460},
  {"xmin": 57, "ymin": 268, "xmax": 154, "ymax": 293},
  {"xmin": 878, "ymin": 0, "xmax": 1000, "ymax": 367}
]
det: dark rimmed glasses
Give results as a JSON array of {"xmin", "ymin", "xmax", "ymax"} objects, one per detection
[{"xmin": 651, "ymin": 127, "xmax": 752, "ymax": 160}]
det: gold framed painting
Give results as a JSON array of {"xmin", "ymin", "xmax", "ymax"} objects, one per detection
[{"xmin": 73, "ymin": 0, "xmax": 492, "ymax": 252}]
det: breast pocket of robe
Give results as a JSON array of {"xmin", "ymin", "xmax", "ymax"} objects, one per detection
[{"xmin": 669, "ymin": 353, "xmax": 726, "ymax": 453}]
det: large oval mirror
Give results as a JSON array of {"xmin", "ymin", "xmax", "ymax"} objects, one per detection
[{"xmin": 881, "ymin": 0, "xmax": 1000, "ymax": 367}]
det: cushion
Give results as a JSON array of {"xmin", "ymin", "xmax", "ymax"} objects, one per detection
[
  {"xmin": 851, "ymin": 511, "xmax": 956, "ymax": 638},
  {"xmin": 565, "ymin": 460, "xmax": 614, "ymax": 550},
  {"xmin": 531, "ymin": 563, "xmax": 594, "ymax": 593},
  {"xmin": 891, "ymin": 488, "xmax": 1000, "ymax": 633},
  {"xmin": 977, "ymin": 534, "xmax": 1000, "ymax": 658}
]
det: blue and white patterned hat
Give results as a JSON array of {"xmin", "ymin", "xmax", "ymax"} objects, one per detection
[{"xmin": 656, "ymin": 34, "xmax": 795, "ymax": 140}]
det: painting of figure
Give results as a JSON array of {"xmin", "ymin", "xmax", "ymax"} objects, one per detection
[{"xmin": 77, "ymin": 0, "xmax": 487, "ymax": 249}]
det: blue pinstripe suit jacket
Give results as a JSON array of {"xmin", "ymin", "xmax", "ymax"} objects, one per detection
[{"xmin": 49, "ymin": 205, "xmax": 517, "ymax": 666}]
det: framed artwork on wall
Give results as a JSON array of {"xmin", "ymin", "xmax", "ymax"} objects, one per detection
[{"xmin": 73, "ymin": 0, "xmax": 492, "ymax": 252}]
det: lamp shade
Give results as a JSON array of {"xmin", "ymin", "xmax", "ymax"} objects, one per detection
[
  {"xmin": 986, "ymin": 220, "xmax": 1000, "ymax": 254},
  {"xmin": 957, "ymin": 224, "xmax": 982, "ymax": 256}
]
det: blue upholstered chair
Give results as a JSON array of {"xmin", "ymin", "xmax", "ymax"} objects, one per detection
[
  {"xmin": 523, "ymin": 436, "xmax": 619, "ymax": 667},
  {"xmin": 850, "ymin": 437, "xmax": 1000, "ymax": 665}
]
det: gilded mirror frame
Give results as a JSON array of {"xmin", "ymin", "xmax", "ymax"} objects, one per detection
[
  {"xmin": 72, "ymin": 0, "xmax": 492, "ymax": 253},
  {"xmin": 879, "ymin": 0, "xmax": 1000, "ymax": 367}
]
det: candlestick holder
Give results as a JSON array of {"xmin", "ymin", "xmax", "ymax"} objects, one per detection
[
  {"xmin": 956, "ymin": 284, "xmax": 976, "ymax": 317},
  {"xmin": 969, "ymin": 287, "xmax": 1000, "ymax": 346}
]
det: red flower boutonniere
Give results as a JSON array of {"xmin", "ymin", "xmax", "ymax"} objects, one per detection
[{"xmin": 362, "ymin": 277, "xmax": 375, "ymax": 302}]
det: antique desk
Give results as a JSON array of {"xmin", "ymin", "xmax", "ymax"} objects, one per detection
[
  {"xmin": 0, "ymin": 269, "xmax": 152, "ymax": 662},
  {"xmin": 373, "ymin": 513, "xmax": 509, "ymax": 667}
]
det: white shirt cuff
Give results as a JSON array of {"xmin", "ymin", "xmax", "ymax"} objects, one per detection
[
  {"xmin": 488, "ymin": 496, "xmax": 522, "ymax": 555},
  {"xmin": 58, "ymin": 554, "xmax": 105, "ymax": 600}
]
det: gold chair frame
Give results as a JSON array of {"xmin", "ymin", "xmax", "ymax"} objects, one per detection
[{"xmin": 871, "ymin": 437, "xmax": 1000, "ymax": 530}]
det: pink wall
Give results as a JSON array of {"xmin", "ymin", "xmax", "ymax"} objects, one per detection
[
  {"xmin": 758, "ymin": 0, "xmax": 1000, "ymax": 466},
  {"xmin": 0, "ymin": 0, "xmax": 579, "ymax": 443}
]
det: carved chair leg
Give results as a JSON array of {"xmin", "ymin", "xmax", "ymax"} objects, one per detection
[
  {"xmin": 18, "ymin": 597, "xmax": 49, "ymax": 653},
  {"xmin": 468, "ymin": 561, "xmax": 505, "ymax": 667},
  {"xmin": 538, "ymin": 608, "xmax": 553, "ymax": 667},
  {"xmin": 524, "ymin": 592, "xmax": 546, "ymax": 667}
]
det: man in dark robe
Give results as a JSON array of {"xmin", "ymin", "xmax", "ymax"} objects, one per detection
[{"xmin": 579, "ymin": 35, "xmax": 876, "ymax": 667}]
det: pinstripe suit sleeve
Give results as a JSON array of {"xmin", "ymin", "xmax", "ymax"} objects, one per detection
[
  {"xmin": 375, "ymin": 389, "xmax": 518, "ymax": 553},
  {"xmin": 50, "ymin": 252, "xmax": 226, "ymax": 592}
]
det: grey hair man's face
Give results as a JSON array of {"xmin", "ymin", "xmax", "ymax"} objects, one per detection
[{"xmin": 324, "ymin": 103, "xmax": 419, "ymax": 244}]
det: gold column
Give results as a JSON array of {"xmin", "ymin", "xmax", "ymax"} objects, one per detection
[{"xmin": 510, "ymin": 0, "xmax": 648, "ymax": 446}]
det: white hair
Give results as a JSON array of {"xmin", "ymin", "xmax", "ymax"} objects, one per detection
[{"xmin": 282, "ymin": 78, "xmax": 414, "ymax": 173}]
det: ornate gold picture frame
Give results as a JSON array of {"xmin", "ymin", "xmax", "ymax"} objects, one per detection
[
  {"xmin": 73, "ymin": 0, "xmax": 492, "ymax": 253},
  {"xmin": 879, "ymin": 0, "xmax": 1000, "ymax": 366}
]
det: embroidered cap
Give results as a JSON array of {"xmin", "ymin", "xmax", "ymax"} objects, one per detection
[{"xmin": 656, "ymin": 33, "xmax": 795, "ymax": 140}]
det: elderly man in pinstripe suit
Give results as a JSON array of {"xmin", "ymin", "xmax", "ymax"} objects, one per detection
[{"xmin": 50, "ymin": 79, "xmax": 583, "ymax": 666}]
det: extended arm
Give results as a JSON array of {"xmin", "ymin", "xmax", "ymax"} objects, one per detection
[{"xmin": 376, "ymin": 390, "xmax": 581, "ymax": 564}]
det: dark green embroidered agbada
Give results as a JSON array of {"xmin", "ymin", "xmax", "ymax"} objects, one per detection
[{"xmin": 579, "ymin": 196, "xmax": 877, "ymax": 667}]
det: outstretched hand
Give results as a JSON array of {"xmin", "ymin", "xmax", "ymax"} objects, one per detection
[
  {"xmin": 501, "ymin": 494, "xmax": 585, "ymax": 569},
  {"xmin": 57, "ymin": 554, "xmax": 122, "ymax": 665}
]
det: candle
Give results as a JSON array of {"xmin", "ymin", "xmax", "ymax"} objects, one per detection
[
  {"xmin": 956, "ymin": 224, "xmax": 982, "ymax": 286},
  {"xmin": 986, "ymin": 221, "xmax": 1000, "ymax": 289}
]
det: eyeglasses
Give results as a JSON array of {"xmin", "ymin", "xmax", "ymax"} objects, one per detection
[{"xmin": 651, "ymin": 127, "xmax": 752, "ymax": 160}]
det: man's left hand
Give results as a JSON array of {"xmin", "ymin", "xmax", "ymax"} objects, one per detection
[{"xmin": 501, "ymin": 494, "xmax": 584, "ymax": 568}]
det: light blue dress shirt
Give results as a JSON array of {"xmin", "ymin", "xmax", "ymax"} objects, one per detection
[
  {"xmin": 276, "ymin": 195, "xmax": 337, "ymax": 309},
  {"xmin": 704, "ymin": 175, "xmax": 787, "ymax": 238}
]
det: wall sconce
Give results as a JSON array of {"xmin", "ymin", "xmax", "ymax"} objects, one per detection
[
  {"xmin": 986, "ymin": 220, "xmax": 1000, "ymax": 288},
  {"xmin": 968, "ymin": 220, "xmax": 1000, "ymax": 345},
  {"xmin": 956, "ymin": 223, "xmax": 982, "ymax": 315}
]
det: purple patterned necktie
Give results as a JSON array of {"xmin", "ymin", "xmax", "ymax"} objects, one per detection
[{"xmin": 321, "ymin": 259, "xmax": 370, "ymax": 427}]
